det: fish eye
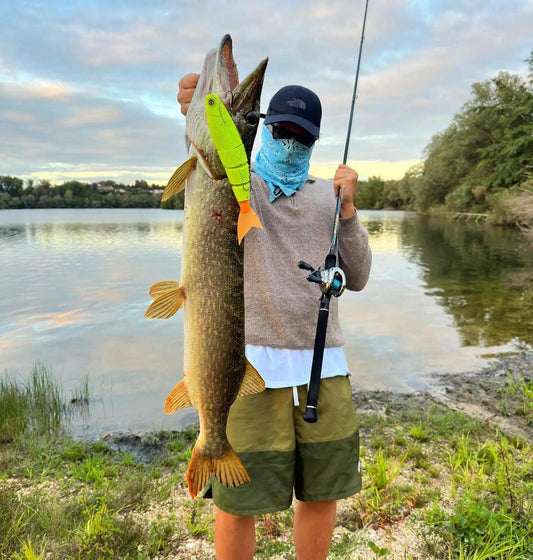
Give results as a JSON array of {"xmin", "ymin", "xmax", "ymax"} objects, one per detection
[{"xmin": 246, "ymin": 112, "xmax": 259, "ymax": 126}]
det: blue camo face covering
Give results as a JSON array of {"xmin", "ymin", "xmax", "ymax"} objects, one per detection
[{"xmin": 254, "ymin": 125, "xmax": 315, "ymax": 202}]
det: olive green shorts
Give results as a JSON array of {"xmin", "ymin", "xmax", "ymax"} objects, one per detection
[{"xmin": 209, "ymin": 375, "xmax": 361, "ymax": 516}]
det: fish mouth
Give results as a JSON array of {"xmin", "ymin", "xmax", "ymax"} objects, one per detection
[
  {"xmin": 219, "ymin": 34, "xmax": 239, "ymax": 93},
  {"xmin": 186, "ymin": 35, "xmax": 268, "ymax": 172},
  {"xmin": 231, "ymin": 56, "xmax": 268, "ymax": 114},
  {"xmin": 196, "ymin": 34, "xmax": 268, "ymax": 112}
]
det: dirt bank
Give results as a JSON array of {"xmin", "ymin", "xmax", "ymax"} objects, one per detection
[
  {"xmin": 353, "ymin": 351, "xmax": 533, "ymax": 441},
  {"xmin": 107, "ymin": 352, "xmax": 533, "ymax": 466}
]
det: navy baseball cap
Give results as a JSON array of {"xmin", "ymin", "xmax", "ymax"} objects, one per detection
[{"xmin": 264, "ymin": 85, "xmax": 322, "ymax": 137}]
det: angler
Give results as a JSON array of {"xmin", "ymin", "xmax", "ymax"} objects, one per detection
[{"xmin": 176, "ymin": 69, "xmax": 371, "ymax": 560}]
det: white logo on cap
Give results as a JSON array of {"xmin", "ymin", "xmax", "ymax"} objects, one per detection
[{"xmin": 287, "ymin": 98, "xmax": 306, "ymax": 111}]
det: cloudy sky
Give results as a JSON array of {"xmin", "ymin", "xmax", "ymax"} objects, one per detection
[{"xmin": 1, "ymin": 0, "xmax": 531, "ymax": 185}]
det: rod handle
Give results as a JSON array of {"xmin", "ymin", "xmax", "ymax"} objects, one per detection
[
  {"xmin": 303, "ymin": 405, "xmax": 318, "ymax": 423},
  {"xmin": 304, "ymin": 295, "xmax": 330, "ymax": 424}
]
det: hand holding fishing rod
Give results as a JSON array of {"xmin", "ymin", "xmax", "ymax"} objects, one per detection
[
  {"xmin": 298, "ymin": 171, "xmax": 357, "ymax": 423},
  {"xmin": 301, "ymin": 0, "xmax": 369, "ymax": 423}
]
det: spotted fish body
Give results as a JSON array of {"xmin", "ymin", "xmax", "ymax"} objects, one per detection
[{"xmin": 145, "ymin": 35, "xmax": 268, "ymax": 498}]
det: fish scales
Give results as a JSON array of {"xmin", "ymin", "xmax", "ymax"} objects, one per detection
[
  {"xmin": 145, "ymin": 34, "xmax": 268, "ymax": 498},
  {"xmin": 183, "ymin": 172, "xmax": 245, "ymax": 452}
]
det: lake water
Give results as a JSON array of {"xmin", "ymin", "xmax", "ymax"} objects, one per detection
[{"xmin": 1, "ymin": 208, "xmax": 532, "ymax": 437}]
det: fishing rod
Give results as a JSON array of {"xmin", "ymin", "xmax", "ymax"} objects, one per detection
[{"xmin": 299, "ymin": 0, "xmax": 370, "ymax": 424}]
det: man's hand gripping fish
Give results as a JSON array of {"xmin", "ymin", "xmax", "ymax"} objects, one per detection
[{"xmin": 144, "ymin": 35, "xmax": 268, "ymax": 499}]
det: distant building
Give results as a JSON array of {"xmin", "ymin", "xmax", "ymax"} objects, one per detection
[{"xmin": 95, "ymin": 183, "xmax": 115, "ymax": 192}]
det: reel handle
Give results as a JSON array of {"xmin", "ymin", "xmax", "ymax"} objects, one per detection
[{"xmin": 298, "ymin": 260, "xmax": 315, "ymax": 272}]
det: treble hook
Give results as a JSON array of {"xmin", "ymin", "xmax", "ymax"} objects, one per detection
[{"xmin": 224, "ymin": 90, "xmax": 235, "ymax": 113}]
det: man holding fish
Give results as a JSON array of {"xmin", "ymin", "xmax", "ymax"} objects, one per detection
[{"xmin": 169, "ymin": 37, "xmax": 372, "ymax": 560}]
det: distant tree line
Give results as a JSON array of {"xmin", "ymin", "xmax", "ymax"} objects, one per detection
[
  {"xmin": 1, "ymin": 53, "xmax": 531, "ymax": 229},
  {"xmin": 0, "ymin": 178, "xmax": 184, "ymax": 210},
  {"xmin": 355, "ymin": 52, "xmax": 533, "ymax": 228}
]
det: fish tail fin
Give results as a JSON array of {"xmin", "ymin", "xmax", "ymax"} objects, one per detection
[
  {"xmin": 237, "ymin": 200, "xmax": 263, "ymax": 244},
  {"xmin": 186, "ymin": 445, "xmax": 250, "ymax": 498},
  {"xmin": 213, "ymin": 448, "xmax": 250, "ymax": 488},
  {"xmin": 186, "ymin": 445, "xmax": 213, "ymax": 499}
]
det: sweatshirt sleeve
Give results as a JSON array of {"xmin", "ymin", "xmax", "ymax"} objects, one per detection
[{"xmin": 338, "ymin": 212, "xmax": 372, "ymax": 292}]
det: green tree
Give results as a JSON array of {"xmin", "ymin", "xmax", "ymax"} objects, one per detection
[
  {"xmin": 457, "ymin": 71, "xmax": 533, "ymax": 191},
  {"xmin": 408, "ymin": 52, "xmax": 533, "ymax": 213},
  {"xmin": 0, "ymin": 176, "xmax": 168, "ymax": 209},
  {"xmin": 356, "ymin": 176, "xmax": 387, "ymax": 209},
  {"xmin": 64, "ymin": 189, "xmax": 74, "ymax": 206},
  {"xmin": 417, "ymin": 123, "xmax": 479, "ymax": 211},
  {"xmin": 0, "ymin": 192, "xmax": 11, "ymax": 209},
  {"xmin": 0, "ymin": 176, "xmax": 24, "ymax": 197},
  {"xmin": 395, "ymin": 163, "xmax": 422, "ymax": 210}
]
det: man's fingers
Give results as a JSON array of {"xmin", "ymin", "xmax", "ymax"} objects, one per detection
[
  {"xmin": 179, "ymin": 73, "xmax": 200, "ymax": 89},
  {"xmin": 179, "ymin": 101, "xmax": 191, "ymax": 116},
  {"xmin": 177, "ymin": 73, "xmax": 200, "ymax": 116}
]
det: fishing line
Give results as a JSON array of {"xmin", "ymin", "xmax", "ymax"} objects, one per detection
[
  {"xmin": 300, "ymin": 0, "xmax": 370, "ymax": 423},
  {"xmin": 343, "ymin": 0, "xmax": 370, "ymax": 166}
]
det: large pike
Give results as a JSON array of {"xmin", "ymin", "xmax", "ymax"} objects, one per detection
[{"xmin": 145, "ymin": 35, "xmax": 268, "ymax": 498}]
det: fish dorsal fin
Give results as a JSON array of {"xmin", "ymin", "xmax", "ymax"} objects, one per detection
[
  {"xmin": 238, "ymin": 360, "xmax": 265, "ymax": 397},
  {"xmin": 162, "ymin": 156, "xmax": 197, "ymax": 201},
  {"xmin": 144, "ymin": 283, "xmax": 185, "ymax": 319},
  {"xmin": 165, "ymin": 379, "xmax": 192, "ymax": 414}
]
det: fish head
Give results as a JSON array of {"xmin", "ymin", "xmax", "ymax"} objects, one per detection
[{"xmin": 186, "ymin": 34, "xmax": 268, "ymax": 177}]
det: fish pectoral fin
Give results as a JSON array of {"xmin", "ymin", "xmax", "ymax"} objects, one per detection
[
  {"xmin": 144, "ymin": 284, "xmax": 185, "ymax": 319},
  {"xmin": 237, "ymin": 201, "xmax": 263, "ymax": 244},
  {"xmin": 164, "ymin": 379, "xmax": 192, "ymax": 414},
  {"xmin": 162, "ymin": 156, "xmax": 197, "ymax": 201},
  {"xmin": 149, "ymin": 280, "xmax": 181, "ymax": 299},
  {"xmin": 238, "ymin": 360, "xmax": 266, "ymax": 396}
]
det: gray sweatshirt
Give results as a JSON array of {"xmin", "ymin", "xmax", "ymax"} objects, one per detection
[{"xmin": 244, "ymin": 172, "xmax": 372, "ymax": 349}]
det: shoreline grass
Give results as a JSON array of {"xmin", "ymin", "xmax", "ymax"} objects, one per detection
[
  {"xmin": 1, "ymin": 366, "xmax": 532, "ymax": 559},
  {"xmin": 0, "ymin": 363, "xmax": 68, "ymax": 442}
]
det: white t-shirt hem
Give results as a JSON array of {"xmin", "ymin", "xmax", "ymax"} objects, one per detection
[{"xmin": 245, "ymin": 344, "xmax": 351, "ymax": 389}]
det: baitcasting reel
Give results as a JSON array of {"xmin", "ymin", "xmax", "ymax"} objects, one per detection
[{"xmin": 298, "ymin": 261, "xmax": 346, "ymax": 298}]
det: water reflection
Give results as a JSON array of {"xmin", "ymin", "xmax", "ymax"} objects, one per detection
[
  {"xmin": 337, "ymin": 211, "xmax": 532, "ymax": 392},
  {"xmin": 1, "ymin": 208, "xmax": 531, "ymax": 435},
  {"xmin": 14, "ymin": 221, "xmax": 183, "ymax": 251},
  {"xmin": 399, "ymin": 215, "xmax": 533, "ymax": 348}
]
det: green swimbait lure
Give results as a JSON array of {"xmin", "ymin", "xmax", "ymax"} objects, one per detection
[{"xmin": 205, "ymin": 93, "xmax": 262, "ymax": 243}]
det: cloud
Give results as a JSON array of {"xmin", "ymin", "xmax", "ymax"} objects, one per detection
[
  {"xmin": 0, "ymin": 76, "xmax": 78, "ymax": 100},
  {"xmin": 0, "ymin": 74, "xmax": 184, "ymax": 181},
  {"xmin": 0, "ymin": 0, "xmax": 531, "ymax": 183},
  {"xmin": 311, "ymin": 160, "xmax": 421, "ymax": 181}
]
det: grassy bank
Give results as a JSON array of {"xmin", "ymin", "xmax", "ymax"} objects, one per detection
[{"xmin": 1, "ymin": 363, "xmax": 532, "ymax": 559}]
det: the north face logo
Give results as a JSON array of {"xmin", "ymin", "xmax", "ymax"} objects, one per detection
[{"xmin": 286, "ymin": 98, "xmax": 306, "ymax": 111}]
